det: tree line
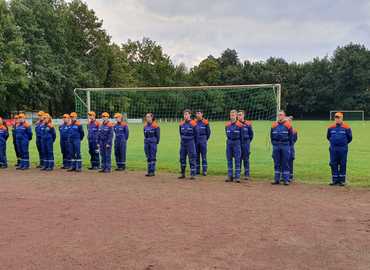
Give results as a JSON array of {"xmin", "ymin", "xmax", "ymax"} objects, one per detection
[{"xmin": 1, "ymin": 0, "xmax": 370, "ymax": 119}]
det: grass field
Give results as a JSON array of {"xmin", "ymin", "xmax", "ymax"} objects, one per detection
[{"xmin": 5, "ymin": 121, "xmax": 370, "ymax": 186}]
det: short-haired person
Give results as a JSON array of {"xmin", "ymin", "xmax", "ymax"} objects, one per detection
[
  {"xmin": 98, "ymin": 112, "xmax": 114, "ymax": 173},
  {"xmin": 35, "ymin": 111, "xmax": 46, "ymax": 168},
  {"xmin": 237, "ymin": 110, "xmax": 254, "ymax": 180},
  {"xmin": 59, "ymin": 114, "xmax": 71, "ymax": 169},
  {"xmin": 194, "ymin": 110, "xmax": 211, "ymax": 176},
  {"xmin": 87, "ymin": 111, "xmax": 101, "ymax": 170},
  {"xmin": 15, "ymin": 113, "xmax": 33, "ymax": 170},
  {"xmin": 271, "ymin": 110, "xmax": 293, "ymax": 185},
  {"xmin": 114, "ymin": 113, "xmax": 129, "ymax": 171},
  {"xmin": 327, "ymin": 112, "xmax": 352, "ymax": 186},
  {"xmin": 225, "ymin": 110, "xmax": 244, "ymax": 183},
  {"xmin": 40, "ymin": 114, "xmax": 56, "ymax": 171},
  {"xmin": 178, "ymin": 109, "xmax": 197, "ymax": 179},
  {"xmin": 144, "ymin": 113, "xmax": 160, "ymax": 177},
  {"xmin": 67, "ymin": 112, "xmax": 84, "ymax": 172}
]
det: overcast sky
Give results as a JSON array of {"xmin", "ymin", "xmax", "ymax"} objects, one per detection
[{"xmin": 85, "ymin": 0, "xmax": 370, "ymax": 67}]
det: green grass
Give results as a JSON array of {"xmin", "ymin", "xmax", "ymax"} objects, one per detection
[{"xmin": 5, "ymin": 121, "xmax": 370, "ymax": 186}]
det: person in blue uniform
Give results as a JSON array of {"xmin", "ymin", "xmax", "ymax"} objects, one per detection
[
  {"xmin": 237, "ymin": 110, "xmax": 254, "ymax": 180},
  {"xmin": 35, "ymin": 111, "xmax": 46, "ymax": 168},
  {"xmin": 194, "ymin": 110, "xmax": 211, "ymax": 176},
  {"xmin": 40, "ymin": 114, "xmax": 56, "ymax": 171},
  {"xmin": 287, "ymin": 116, "xmax": 298, "ymax": 181},
  {"xmin": 271, "ymin": 110, "xmax": 293, "ymax": 185},
  {"xmin": 98, "ymin": 112, "xmax": 114, "ymax": 173},
  {"xmin": 87, "ymin": 111, "xmax": 100, "ymax": 170},
  {"xmin": 12, "ymin": 115, "xmax": 21, "ymax": 167},
  {"xmin": 59, "ymin": 114, "xmax": 71, "ymax": 169},
  {"xmin": 143, "ymin": 113, "xmax": 160, "ymax": 177},
  {"xmin": 178, "ymin": 109, "xmax": 197, "ymax": 180},
  {"xmin": 114, "ymin": 113, "xmax": 129, "ymax": 171},
  {"xmin": 327, "ymin": 112, "xmax": 352, "ymax": 186},
  {"xmin": 67, "ymin": 112, "xmax": 84, "ymax": 172},
  {"xmin": 15, "ymin": 113, "xmax": 33, "ymax": 170},
  {"xmin": 0, "ymin": 117, "xmax": 9, "ymax": 169},
  {"xmin": 225, "ymin": 110, "xmax": 244, "ymax": 183}
]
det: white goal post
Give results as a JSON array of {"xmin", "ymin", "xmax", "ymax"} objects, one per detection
[
  {"xmin": 329, "ymin": 110, "xmax": 365, "ymax": 121},
  {"xmin": 74, "ymin": 84, "xmax": 282, "ymax": 121}
]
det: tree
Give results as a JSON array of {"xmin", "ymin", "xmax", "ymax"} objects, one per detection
[{"xmin": 0, "ymin": 0, "xmax": 28, "ymax": 115}]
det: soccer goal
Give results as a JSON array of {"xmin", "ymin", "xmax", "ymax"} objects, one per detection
[
  {"xmin": 329, "ymin": 110, "xmax": 365, "ymax": 121},
  {"xmin": 74, "ymin": 84, "xmax": 281, "ymax": 122}
]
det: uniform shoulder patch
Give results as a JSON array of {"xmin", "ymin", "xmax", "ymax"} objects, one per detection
[
  {"xmin": 75, "ymin": 121, "xmax": 81, "ymax": 126},
  {"xmin": 328, "ymin": 123, "xmax": 336, "ymax": 129},
  {"xmin": 244, "ymin": 120, "xmax": 252, "ymax": 126},
  {"xmin": 202, "ymin": 119, "xmax": 209, "ymax": 125},
  {"xmin": 152, "ymin": 121, "xmax": 159, "ymax": 128},
  {"xmin": 225, "ymin": 121, "xmax": 232, "ymax": 127},
  {"xmin": 0, "ymin": 125, "xmax": 6, "ymax": 130},
  {"xmin": 47, "ymin": 123, "xmax": 54, "ymax": 128},
  {"xmin": 24, "ymin": 122, "xmax": 31, "ymax": 128},
  {"xmin": 283, "ymin": 122, "xmax": 292, "ymax": 129},
  {"xmin": 190, "ymin": 120, "xmax": 197, "ymax": 127},
  {"xmin": 342, "ymin": 123, "xmax": 351, "ymax": 129},
  {"xmin": 272, "ymin": 122, "xmax": 278, "ymax": 128},
  {"xmin": 236, "ymin": 121, "xmax": 244, "ymax": 128}
]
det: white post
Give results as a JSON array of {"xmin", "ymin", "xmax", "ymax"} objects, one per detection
[
  {"xmin": 276, "ymin": 84, "xmax": 281, "ymax": 120},
  {"xmin": 86, "ymin": 90, "xmax": 91, "ymax": 113}
]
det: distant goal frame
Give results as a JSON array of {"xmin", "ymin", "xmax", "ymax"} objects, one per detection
[
  {"xmin": 74, "ymin": 84, "xmax": 282, "ymax": 120},
  {"xmin": 329, "ymin": 110, "xmax": 365, "ymax": 121}
]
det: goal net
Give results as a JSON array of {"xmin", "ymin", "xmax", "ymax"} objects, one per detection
[
  {"xmin": 74, "ymin": 84, "xmax": 281, "ymax": 122},
  {"xmin": 330, "ymin": 110, "xmax": 365, "ymax": 121}
]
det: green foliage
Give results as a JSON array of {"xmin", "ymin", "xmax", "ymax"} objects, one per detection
[{"xmin": 1, "ymin": 0, "xmax": 370, "ymax": 119}]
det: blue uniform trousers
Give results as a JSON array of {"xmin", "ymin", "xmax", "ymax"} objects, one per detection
[
  {"xmin": 180, "ymin": 140, "xmax": 196, "ymax": 176},
  {"xmin": 145, "ymin": 143, "xmax": 157, "ymax": 173},
  {"xmin": 88, "ymin": 141, "xmax": 100, "ymax": 168},
  {"xmin": 226, "ymin": 141, "xmax": 241, "ymax": 179},
  {"xmin": 115, "ymin": 140, "xmax": 127, "ymax": 169},
  {"xmin": 195, "ymin": 141, "xmax": 207, "ymax": 174},
  {"xmin": 241, "ymin": 142, "xmax": 251, "ymax": 177},
  {"xmin": 69, "ymin": 139, "xmax": 82, "ymax": 170},
  {"xmin": 329, "ymin": 146, "xmax": 348, "ymax": 184},
  {"xmin": 272, "ymin": 144, "xmax": 291, "ymax": 183}
]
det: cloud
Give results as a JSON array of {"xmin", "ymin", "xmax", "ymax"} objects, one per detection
[{"xmin": 85, "ymin": 0, "xmax": 370, "ymax": 66}]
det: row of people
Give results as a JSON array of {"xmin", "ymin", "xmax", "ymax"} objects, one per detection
[{"xmin": 0, "ymin": 110, "xmax": 352, "ymax": 185}]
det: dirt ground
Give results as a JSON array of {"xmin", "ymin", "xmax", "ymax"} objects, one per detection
[{"xmin": 0, "ymin": 169, "xmax": 369, "ymax": 270}]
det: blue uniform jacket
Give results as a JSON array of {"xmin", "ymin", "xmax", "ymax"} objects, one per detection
[
  {"xmin": 0, "ymin": 125, "xmax": 9, "ymax": 143},
  {"xmin": 225, "ymin": 121, "xmax": 244, "ymax": 144},
  {"xmin": 59, "ymin": 123, "xmax": 70, "ymax": 141},
  {"xmin": 144, "ymin": 122, "xmax": 160, "ymax": 144},
  {"xmin": 114, "ymin": 123, "xmax": 129, "ymax": 141},
  {"xmin": 270, "ymin": 121, "xmax": 293, "ymax": 146},
  {"xmin": 88, "ymin": 120, "xmax": 100, "ymax": 143},
  {"xmin": 327, "ymin": 123, "xmax": 352, "ymax": 147},
  {"xmin": 179, "ymin": 120, "xmax": 197, "ymax": 142},
  {"xmin": 68, "ymin": 120, "xmax": 84, "ymax": 141},
  {"xmin": 195, "ymin": 119, "xmax": 210, "ymax": 143},
  {"xmin": 42, "ymin": 123, "xmax": 56, "ymax": 142},
  {"xmin": 98, "ymin": 122, "xmax": 114, "ymax": 146},
  {"xmin": 35, "ymin": 121, "xmax": 45, "ymax": 139},
  {"xmin": 241, "ymin": 121, "xmax": 253, "ymax": 143},
  {"xmin": 15, "ymin": 122, "xmax": 33, "ymax": 141}
]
